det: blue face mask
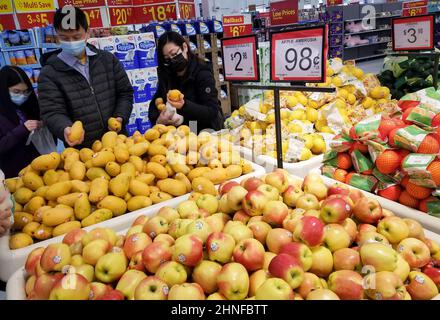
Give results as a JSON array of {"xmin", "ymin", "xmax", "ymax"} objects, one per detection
[
  {"xmin": 60, "ymin": 39, "xmax": 86, "ymax": 57},
  {"xmin": 10, "ymin": 92, "xmax": 29, "ymax": 106}
]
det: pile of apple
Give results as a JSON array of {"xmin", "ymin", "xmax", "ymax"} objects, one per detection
[{"xmin": 21, "ymin": 170, "xmax": 440, "ymax": 300}]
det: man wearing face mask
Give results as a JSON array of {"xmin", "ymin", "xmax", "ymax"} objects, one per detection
[
  {"xmin": 38, "ymin": 6, "xmax": 133, "ymax": 148},
  {"xmin": 148, "ymin": 31, "xmax": 224, "ymax": 132},
  {"xmin": 0, "ymin": 66, "xmax": 42, "ymax": 178}
]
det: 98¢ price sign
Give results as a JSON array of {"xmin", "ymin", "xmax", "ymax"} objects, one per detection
[
  {"xmin": 270, "ymin": 26, "xmax": 327, "ymax": 82},
  {"xmin": 392, "ymin": 15, "xmax": 434, "ymax": 51},
  {"xmin": 221, "ymin": 35, "xmax": 259, "ymax": 82}
]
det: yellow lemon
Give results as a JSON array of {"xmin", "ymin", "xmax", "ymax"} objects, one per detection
[
  {"xmin": 352, "ymin": 67, "xmax": 364, "ymax": 79},
  {"xmin": 332, "ymin": 76, "xmax": 343, "ymax": 87},
  {"xmin": 238, "ymin": 106, "xmax": 246, "ymax": 116},
  {"xmin": 361, "ymin": 97, "xmax": 373, "ymax": 109},
  {"xmin": 315, "ymin": 119, "xmax": 327, "ymax": 131},
  {"xmin": 306, "ymin": 107, "xmax": 318, "ymax": 122},
  {"xmin": 320, "ymin": 126, "xmax": 334, "ymax": 134},
  {"xmin": 303, "ymin": 135, "xmax": 314, "ymax": 149},
  {"xmin": 333, "ymin": 98, "xmax": 346, "ymax": 109},
  {"xmin": 377, "ymin": 98, "xmax": 388, "ymax": 105},
  {"xmin": 311, "ymin": 137, "xmax": 326, "ymax": 154},
  {"xmin": 282, "ymin": 142, "xmax": 288, "ymax": 153},
  {"xmin": 369, "ymin": 87, "xmax": 384, "ymax": 99},
  {"xmin": 297, "ymin": 94, "xmax": 308, "ymax": 106},
  {"xmin": 249, "ymin": 121, "xmax": 262, "ymax": 133},
  {"xmin": 382, "ymin": 86, "xmax": 390, "ymax": 97},
  {"xmin": 280, "ymin": 109, "xmax": 290, "ymax": 120},
  {"xmin": 347, "ymin": 93, "xmax": 357, "ymax": 105},
  {"xmin": 337, "ymin": 88, "xmax": 349, "ymax": 100},
  {"xmin": 263, "ymin": 90, "xmax": 274, "ymax": 100},
  {"xmin": 286, "ymin": 96, "xmax": 299, "ymax": 108},
  {"xmin": 300, "ymin": 148, "xmax": 313, "ymax": 161},
  {"xmin": 265, "ymin": 113, "xmax": 275, "ymax": 124},
  {"xmin": 327, "ymin": 67, "xmax": 334, "ymax": 77},
  {"xmin": 231, "ymin": 110, "xmax": 239, "ymax": 117},
  {"xmin": 289, "ymin": 109, "xmax": 305, "ymax": 121},
  {"xmin": 288, "ymin": 123, "xmax": 302, "ymax": 133},
  {"xmin": 308, "ymin": 100, "xmax": 319, "ymax": 109}
]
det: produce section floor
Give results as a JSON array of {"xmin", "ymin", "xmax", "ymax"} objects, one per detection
[{"xmin": 356, "ymin": 58, "xmax": 384, "ymax": 75}]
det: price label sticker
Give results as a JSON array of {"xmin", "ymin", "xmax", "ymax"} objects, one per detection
[
  {"xmin": 179, "ymin": 1, "xmax": 196, "ymax": 20},
  {"xmin": 17, "ymin": 11, "xmax": 54, "ymax": 29},
  {"xmin": 221, "ymin": 35, "xmax": 259, "ymax": 82},
  {"xmin": 133, "ymin": 3, "xmax": 176, "ymax": 23},
  {"xmin": 83, "ymin": 7, "xmax": 105, "ymax": 28},
  {"xmin": 270, "ymin": 26, "xmax": 326, "ymax": 83},
  {"xmin": 392, "ymin": 15, "xmax": 434, "ymax": 51},
  {"xmin": 109, "ymin": 6, "xmax": 135, "ymax": 26}
]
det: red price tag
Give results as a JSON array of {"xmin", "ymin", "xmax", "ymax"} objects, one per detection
[
  {"xmin": 134, "ymin": 3, "xmax": 176, "ymax": 23},
  {"xmin": 179, "ymin": 1, "xmax": 195, "ymax": 19},
  {"xmin": 270, "ymin": 0, "xmax": 298, "ymax": 26},
  {"xmin": 109, "ymin": 6, "xmax": 135, "ymax": 26},
  {"xmin": 0, "ymin": 14, "xmax": 16, "ymax": 31},
  {"xmin": 17, "ymin": 11, "xmax": 54, "ymax": 29},
  {"xmin": 224, "ymin": 25, "xmax": 252, "ymax": 38},
  {"xmin": 403, "ymin": 6, "xmax": 428, "ymax": 16},
  {"xmin": 133, "ymin": 0, "xmax": 170, "ymax": 4},
  {"xmin": 271, "ymin": 26, "xmax": 327, "ymax": 82},
  {"xmin": 402, "ymin": 0, "xmax": 427, "ymax": 9},
  {"xmin": 57, "ymin": 0, "xmax": 106, "ymax": 7},
  {"xmin": 327, "ymin": 0, "xmax": 343, "ymax": 5},
  {"xmin": 221, "ymin": 35, "xmax": 259, "ymax": 82},
  {"xmin": 392, "ymin": 15, "xmax": 434, "ymax": 51},
  {"xmin": 108, "ymin": 0, "xmax": 133, "ymax": 6},
  {"xmin": 83, "ymin": 8, "xmax": 104, "ymax": 28}
]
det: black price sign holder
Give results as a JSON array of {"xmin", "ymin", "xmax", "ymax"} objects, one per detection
[
  {"xmin": 390, "ymin": 14, "xmax": 439, "ymax": 90},
  {"xmin": 228, "ymin": 25, "xmax": 335, "ymax": 169}
]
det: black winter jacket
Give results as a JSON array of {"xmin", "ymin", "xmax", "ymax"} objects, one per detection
[
  {"xmin": 149, "ymin": 59, "xmax": 224, "ymax": 132},
  {"xmin": 38, "ymin": 44, "xmax": 133, "ymax": 148}
]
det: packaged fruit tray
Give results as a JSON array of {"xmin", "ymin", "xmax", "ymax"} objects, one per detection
[
  {"xmin": 235, "ymin": 145, "xmax": 324, "ymax": 178},
  {"xmin": 321, "ymin": 175, "xmax": 440, "ymax": 235},
  {"xmin": 6, "ymin": 170, "xmax": 440, "ymax": 301},
  {"xmin": 0, "ymin": 162, "xmax": 265, "ymax": 282}
]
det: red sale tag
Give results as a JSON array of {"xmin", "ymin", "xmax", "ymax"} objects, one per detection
[
  {"xmin": 403, "ymin": 0, "xmax": 427, "ymax": 9},
  {"xmin": 221, "ymin": 35, "xmax": 259, "ymax": 82},
  {"xmin": 402, "ymin": 6, "xmax": 428, "ymax": 16},
  {"xmin": 223, "ymin": 14, "xmax": 252, "ymax": 37},
  {"xmin": 57, "ymin": 0, "xmax": 106, "ymax": 7},
  {"xmin": 0, "ymin": 14, "xmax": 16, "ymax": 31},
  {"xmin": 83, "ymin": 7, "xmax": 104, "ymax": 28},
  {"xmin": 392, "ymin": 15, "xmax": 434, "ymax": 51},
  {"xmin": 271, "ymin": 25, "xmax": 327, "ymax": 82},
  {"xmin": 133, "ymin": 3, "xmax": 176, "ymax": 23},
  {"xmin": 108, "ymin": 0, "xmax": 133, "ymax": 6},
  {"xmin": 17, "ymin": 11, "xmax": 54, "ymax": 29},
  {"xmin": 133, "ymin": 0, "xmax": 172, "ymax": 5},
  {"xmin": 270, "ymin": 0, "xmax": 298, "ymax": 26},
  {"xmin": 179, "ymin": 0, "xmax": 195, "ymax": 19},
  {"xmin": 109, "ymin": 6, "xmax": 135, "ymax": 26}
]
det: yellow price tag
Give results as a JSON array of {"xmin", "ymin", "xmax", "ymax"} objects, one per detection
[{"xmin": 14, "ymin": 0, "xmax": 55, "ymax": 13}]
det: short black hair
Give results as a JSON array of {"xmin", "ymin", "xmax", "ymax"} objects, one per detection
[{"xmin": 53, "ymin": 6, "xmax": 89, "ymax": 31}]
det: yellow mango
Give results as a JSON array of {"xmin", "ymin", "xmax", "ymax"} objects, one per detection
[
  {"xmin": 52, "ymin": 221, "xmax": 82, "ymax": 237},
  {"xmin": 79, "ymin": 148, "xmax": 94, "ymax": 162},
  {"xmin": 89, "ymin": 177, "xmax": 109, "ymax": 203},
  {"xmin": 187, "ymin": 167, "xmax": 211, "ymax": 181},
  {"xmin": 9, "ymin": 233, "xmax": 33, "ymax": 249},
  {"xmin": 127, "ymin": 196, "xmax": 152, "ymax": 212},
  {"xmin": 108, "ymin": 117, "xmax": 122, "ymax": 132},
  {"xmin": 175, "ymin": 173, "xmax": 192, "ymax": 193},
  {"xmin": 128, "ymin": 142, "xmax": 149, "ymax": 157},
  {"xmin": 34, "ymin": 186, "xmax": 49, "ymax": 198},
  {"xmin": 114, "ymin": 144, "xmax": 130, "ymax": 164},
  {"xmin": 23, "ymin": 196, "xmax": 46, "ymax": 214},
  {"xmin": 129, "ymin": 179, "xmax": 150, "ymax": 197},
  {"xmin": 225, "ymin": 165, "xmax": 243, "ymax": 180},
  {"xmin": 57, "ymin": 192, "xmax": 81, "ymax": 207},
  {"xmin": 81, "ymin": 209, "xmax": 113, "ymax": 227},
  {"xmin": 22, "ymin": 221, "xmax": 41, "ymax": 238},
  {"xmin": 120, "ymin": 162, "xmax": 136, "ymax": 177},
  {"xmin": 109, "ymin": 173, "xmax": 131, "ymax": 197},
  {"xmin": 150, "ymin": 154, "xmax": 167, "ymax": 166},
  {"xmin": 124, "ymin": 192, "xmax": 132, "ymax": 202},
  {"xmin": 61, "ymin": 147, "xmax": 79, "ymax": 160},
  {"xmin": 101, "ymin": 131, "xmax": 118, "ymax": 149},
  {"xmin": 148, "ymin": 144, "xmax": 167, "ymax": 157},
  {"xmin": 34, "ymin": 224, "xmax": 53, "ymax": 241},
  {"xmin": 31, "ymin": 152, "xmax": 61, "ymax": 171},
  {"xmin": 45, "ymin": 181, "xmax": 72, "ymax": 201},
  {"xmin": 97, "ymin": 196, "xmax": 127, "ymax": 216},
  {"xmin": 42, "ymin": 206, "xmax": 74, "ymax": 227},
  {"xmin": 144, "ymin": 128, "xmax": 160, "ymax": 141},
  {"xmin": 14, "ymin": 187, "xmax": 34, "ymax": 204},
  {"xmin": 71, "ymin": 180, "xmax": 90, "ymax": 193},
  {"xmin": 129, "ymin": 156, "xmax": 144, "ymax": 173},
  {"xmin": 146, "ymin": 162, "xmax": 168, "ymax": 179},
  {"xmin": 5, "ymin": 178, "xmax": 18, "ymax": 193},
  {"xmin": 105, "ymin": 162, "xmax": 121, "ymax": 177},
  {"xmin": 43, "ymin": 170, "xmax": 59, "ymax": 186},
  {"xmin": 74, "ymin": 193, "xmax": 91, "ymax": 220},
  {"xmin": 63, "ymin": 152, "xmax": 80, "ymax": 171},
  {"xmin": 13, "ymin": 212, "xmax": 34, "ymax": 230},
  {"xmin": 92, "ymin": 150, "xmax": 116, "ymax": 167},
  {"xmin": 69, "ymin": 121, "xmax": 84, "ymax": 143},
  {"xmin": 157, "ymin": 179, "xmax": 187, "ymax": 196},
  {"xmin": 22, "ymin": 172, "xmax": 44, "ymax": 191},
  {"xmin": 92, "ymin": 140, "xmax": 103, "ymax": 153},
  {"xmin": 150, "ymin": 191, "xmax": 173, "ymax": 204},
  {"xmin": 86, "ymin": 167, "xmax": 111, "ymax": 181},
  {"xmin": 135, "ymin": 173, "xmax": 155, "ymax": 185},
  {"xmin": 70, "ymin": 161, "xmax": 86, "ymax": 181},
  {"xmin": 191, "ymin": 177, "xmax": 217, "ymax": 196}
]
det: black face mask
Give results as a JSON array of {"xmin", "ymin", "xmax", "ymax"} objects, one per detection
[{"xmin": 167, "ymin": 53, "xmax": 188, "ymax": 73}]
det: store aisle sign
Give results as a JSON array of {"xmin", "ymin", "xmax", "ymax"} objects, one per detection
[
  {"xmin": 14, "ymin": 0, "xmax": 55, "ymax": 12},
  {"xmin": 0, "ymin": 14, "xmax": 16, "ymax": 31},
  {"xmin": 402, "ymin": 0, "xmax": 428, "ymax": 16},
  {"xmin": 223, "ymin": 14, "xmax": 252, "ymax": 38},
  {"xmin": 17, "ymin": 11, "xmax": 55, "ymax": 28},
  {"xmin": 109, "ymin": 6, "xmax": 135, "ymax": 25},
  {"xmin": 270, "ymin": 25, "xmax": 327, "ymax": 83},
  {"xmin": 133, "ymin": 2, "xmax": 177, "ymax": 23},
  {"xmin": 270, "ymin": 0, "xmax": 298, "ymax": 26},
  {"xmin": 392, "ymin": 14, "xmax": 434, "ymax": 51},
  {"xmin": 179, "ymin": 0, "xmax": 195, "ymax": 19},
  {"xmin": 221, "ymin": 35, "xmax": 259, "ymax": 82},
  {"xmin": 57, "ymin": 0, "xmax": 106, "ymax": 7}
]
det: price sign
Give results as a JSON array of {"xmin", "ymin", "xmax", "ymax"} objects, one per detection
[
  {"xmin": 0, "ymin": 0, "xmax": 12, "ymax": 13},
  {"xmin": 109, "ymin": 6, "xmax": 135, "ymax": 26},
  {"xmin": 223, "ymin": 14, "xmax": 252, "ymax": 37},
  {"xmin": 270, "ymin": 26, "xmax": 327, "ymax": 83},
  {"xmin": 108, "ymin": 0, "xmax": 133, "ymax": 5},
  {"xmin": 17, "ymin": 11, "xmax": 54, "ymax": 28},
  {"xmin": 57, "ymin": 0, "xmax": 106, "ymax": 7},
  {"xmin": 134, "ymin": 3, "xmax": 176, "ymax": 23},
  {"xmin": 403, "ymin": 7, "xmax": 428, "ymax": 16},
  {"xmin": 221, "ymin": 35, "xmax": 259, "ymax": 82},
  {"xmin": 179, "ymin": 1, "xmax": 195, "ymax": 19},
  {"xmin": 270, "ymin": 0, "xmax": 298, "ymax": 26},
  {"xmin": 0, "ymin": 14, "xmax": 16, "ymax": 31},
  {"xmin": 14, "ymin": 0, "xmax": 55, "ymax": 12},
  {"xmin": 392, "ymin": 15, "xmax": 434, "ymax": 51},
  {"xmin": 83, "ymin": 8, "xmax": 104, "ymax": 28}
]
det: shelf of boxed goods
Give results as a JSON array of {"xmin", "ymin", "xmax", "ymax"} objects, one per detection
[
  {"xmin": 0, "ymin": 160, "xmax": 264, "ymax": 282},
  {"xmin": 6, "ymin": 169, "xmax": 440, "ymax": 300}
]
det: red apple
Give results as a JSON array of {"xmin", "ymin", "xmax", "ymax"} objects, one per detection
[
  {"xmin": 422, "ymin": 260, "xmax": 440, "ymax": 290},
  {"xmin": 232, "ymin": 238, "xmax": 265, "ymax": 272},
  {"xmin": 293, "ymin": 216, "xmax": 325, "ymax": 247},
  {"xmin": 31, "ymin": 273, "xmax": 64, "ymax": 300},
  {"xmin": 128, "ymin": 250, "xmax": 145, "ymax": 271},
  {"xmin": 192, "ymin": 261, "xmax": 222, "ymax": 294},
  {"xmin": 262, "ymin": 200, "xmax": 288, "ymax": 227},
  {"xmin": 268, "ymin": 253, "xmax": 304, "ymax": 289},
  {"xmin": 247, "ymin": 221, "xmax": 272, "ymax": 245},
  {"xmin": 96, "ymin": 289, "xmax": 125, "ymax": 300},
  {"xmin": 206, "ymin": 232, "xmax": 236, "ymax": 264},
  {"xmin": 233, "ymin": 210, "xmax": 250, "ymax": 224},
  {"xmin": 282, "ymin": 185, "xmax": 304, "ymax": 207},
  {"xmin": 242, "ymin": 190, "xmax": 268, "ymax": 216},
  {"xmin": 172, "ymin": 234, "xmax": 203, "ymax": 267},
  {"xmin": 219, "ymin": 181, "xmax": 240, "ymax": 195},
  {"xmin": 131, "ymin": 215, "xmax": 149, "ymax": 227},
  {"xmin": 333, "ymin": 248, "xmax": 361, "ymax": 271},
  {"xmin": 123, "ymin": 233, "xmax": 152, "ymax": 260},
  {"xmin": 279, "ymin": 242, "xmax": 313, "ymax": 271},
  {"xmin": 327, "ymin": 183, "xmax": 350, "ymax": 197},
  {"xmin": 266, "ymin": 228, "xmax": 293, "ymax": 254},
  {"xmin": 265, "ymin": 169, "xmax": 290, "ymax": 193},
  {"xmin": 282, "ymin": 209, "xmax": 305, "ymax": 232},
  {"xmin": 327, "ymin": 270, "xmax": 364, "ymax": 300},
  {"xmin": 142, "ymin": 242, "xmax": 172, "ymax": 273},
  {"xmin": 297, "ymin": 272, "xmax": 324, "ymax": 299},
  {"xmin": 406, "ymin": 271, "xmax": 439, "ymax": 300},
  {"xmin": 62, "ymin": 228, "xmax": 87, "ymax": 246},
  {"xmin": 320, "ymin": 197, "xmax": 352, "ymax": 224},
  {"xmin": 242, "ymin": 177, "xmax": 264, "ymax": 191},
  {"xmin": 352, "ymin": 197, "xmax": 383, "ymax": 224},
  {"xmin": 25, "ymin": 247, "xmax": 45, "ymax": 276}
]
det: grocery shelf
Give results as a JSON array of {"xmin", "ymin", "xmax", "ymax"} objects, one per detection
[
  {"xmin": 355, "ymin": 53, "xmax": 387, "ymax": 61},
  {"xmin": 345, "ymin": 40, "xmax": 390, "ymax": 49},
  {"xmin": 344, "ymin": 14, "xmax": 400, "ymax": 23},
  {"xmin": 345, "ymin": 27, "xmax": 391, "ymax": 36}
]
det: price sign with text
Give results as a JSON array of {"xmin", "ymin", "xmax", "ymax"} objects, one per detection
[
  {"xmin": 83, "ymin": 7, "xmax": 105, "ymax": 28},
  {"xmin": 270, "ymin": 26, "xmax": 327, "ymax": 82},
  {"xmin": 392, "ymin": 15, "xmax": 434, "ymax": 51},
  {"xmin": 134, "ymin": 3, "xmax": 176, "ymax": 23},
  {"xmin": 223, "ymin": 14, "xmax": 252, "ymax": 37},
  {"xmin": 17, "ymin": 11, "xmax": 54, "ymax": 28},
  {"xmin": 57, "ymin": 0, "xmax": 106, "ymax": 7},
  {"xmin": 14, "ymin": 0, "xmax": 55, "ymax": 12},
  {"xmin": 109, "ymin": 6, "xmax": 135, "ymax": 26},
  {"xmin": 179, "ymin": 0, "xmax": 195, "ymax": 19},
  {"xmin": 0, "ymin": 14, "xmax": 16, "ymax": 31},
  {"xmin": 0, "ymin": 0, "xmax": 13, "ymax": 13},
  {"xmin": 221, "ymin": 35, "xmax": 259, "ymax": 82}
]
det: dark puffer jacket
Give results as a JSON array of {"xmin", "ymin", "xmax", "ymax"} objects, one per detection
[{"xmin": 38, "ymin": 44, "xmax": 133, "ymax": 148}]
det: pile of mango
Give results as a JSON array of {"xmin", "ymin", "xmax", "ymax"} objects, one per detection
[
  {"xmin": 224, "ymin": 58, "xmax": 399, "ymax": 162},
  {"xmin": 5, "ymin": 124, "xmax": 254, "ymax": 249}
]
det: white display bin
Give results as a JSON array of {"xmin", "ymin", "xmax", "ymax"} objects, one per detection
[{"xmin": 0, "ymin": 162, "xmax": 265, "ymax": 282}]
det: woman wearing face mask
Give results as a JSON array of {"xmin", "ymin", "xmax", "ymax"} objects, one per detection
[
  {"xmin": 0, "ymin": 66, "xmax": 42, "ymax": 178},
  {"xmin": 148, "ymin": 31, "xmax": 224, "ymax": 132}
]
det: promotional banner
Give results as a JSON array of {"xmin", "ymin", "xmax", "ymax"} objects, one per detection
[
  {"xmin": 0, "ymin": 0, "xmax": 16, "ymax": 30},
  {"xmin": 402, "ymin": 0, "xmax": 428, "ymax": 16},
  {"xmin": 222, "ymin": 14, "xmax": 252, "ymax": 38},
  {"xmin": 133, "ymin": 1, "xmax": 177, "ymax": 24},
  {"xmin": 179, "ymin": 0, "xmax": 195, "ymax": 20},
  {"xmin": 270, "ymin": 0, "xmax": 298, "ymax": 26},
  {"xmin": 57, "ymin": 0, "xmax": 106, "ymax": 7}
]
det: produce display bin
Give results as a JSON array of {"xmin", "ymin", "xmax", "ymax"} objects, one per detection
[{"xmin": 0, "ymin": 162, "xmax": 265, "ymax": 282}]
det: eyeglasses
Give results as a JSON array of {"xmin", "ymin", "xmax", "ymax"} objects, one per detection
[{"xmin": 163, "ymin": 49, "xmax": 182, "ymax": 66}]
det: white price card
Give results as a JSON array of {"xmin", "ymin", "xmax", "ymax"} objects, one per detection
[
  {"xmin": 221, "ymin": 35, "xmax": 259, "ymax": 82},
  {"xmin": 392, "ymin": 15, "xmax": 434, "ymax": 51},
  {"xmin": 270, "ymin": 26, "xmax": 327, "ymax": 82}
]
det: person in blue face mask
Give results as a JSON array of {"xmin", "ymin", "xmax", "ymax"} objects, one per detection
[
  {"xmin": 0, "ymin": 66, "xmax": 42, "ymax": 178},
  {"xmin": 38, "ymin": 6, "xmax": 133, "ymax": 149}
]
